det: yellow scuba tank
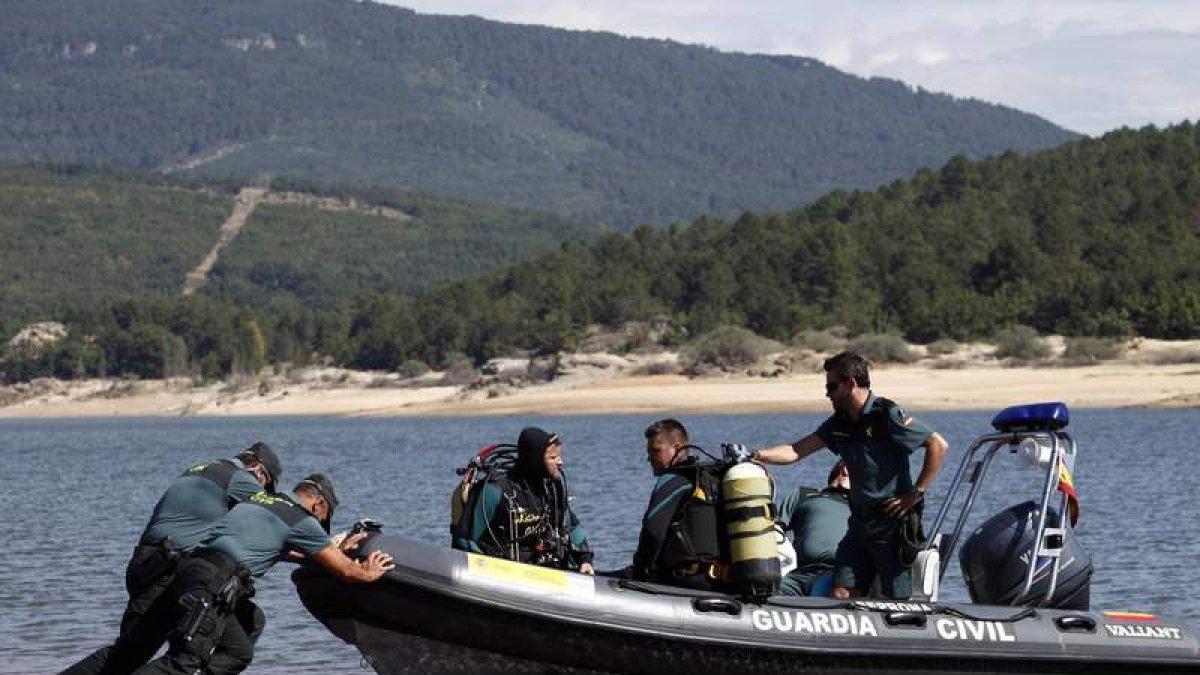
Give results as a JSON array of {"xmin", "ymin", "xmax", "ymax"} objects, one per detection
[{"xmin": 721, "ymin": 461, "xmax": 781, "ymax": 598}]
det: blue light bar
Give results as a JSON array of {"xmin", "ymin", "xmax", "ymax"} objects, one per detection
[{"xmin": 991, "ymin": 402, "xmax": 1070, "ymax": 432}]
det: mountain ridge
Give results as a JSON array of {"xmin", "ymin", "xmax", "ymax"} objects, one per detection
[{"xmin": 1, "ymin": 0, "xmax": 1078, "ymax": 226}]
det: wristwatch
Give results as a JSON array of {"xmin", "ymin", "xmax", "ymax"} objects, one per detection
[{"xmin": 914, "ymin": 485, "xmax": 927, "ymax": 496}]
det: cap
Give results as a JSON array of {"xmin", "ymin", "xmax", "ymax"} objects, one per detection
[
  {"xmin": 296, "ymin": 473, "xmax": 338, "ymax": 532},
  {"xmin": 240, "ymin": 441, "xmax": 282, "ymax": 490}
]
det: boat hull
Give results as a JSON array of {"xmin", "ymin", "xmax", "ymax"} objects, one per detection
[{"xmin": 294, "ymin": 535, "xmax": 1200, "ymax": 675}]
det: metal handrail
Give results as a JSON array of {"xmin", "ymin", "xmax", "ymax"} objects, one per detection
[{"xmin": 924, "ymin": 427, "xmax": 1078, "ymax": 607}]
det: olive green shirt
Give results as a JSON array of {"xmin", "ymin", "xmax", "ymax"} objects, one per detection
[{"xmin": 815, "ymin": 392, "xmax": 934, "ymax": 517}]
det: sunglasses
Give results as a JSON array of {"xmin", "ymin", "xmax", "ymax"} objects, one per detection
[{"xmin": 825, "ymin": 379, "xmax": 848, "ymax": 393}]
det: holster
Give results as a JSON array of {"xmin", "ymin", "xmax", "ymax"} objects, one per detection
[
  {"xmin": 898, "ymin": 504, "xmax": 926, "ymax": 567},
  {"xmin": 125, "ymin": 538, "xmax": 179, "ymax": 595},
  {"xmin": 175, "ymin": 548, "xmax": 253, "ymax": 645}
]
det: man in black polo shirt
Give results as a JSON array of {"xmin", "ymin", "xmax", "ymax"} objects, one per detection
[{"xmin": 754, "ymin": 351, "xmax": 947, "ymax": 599}]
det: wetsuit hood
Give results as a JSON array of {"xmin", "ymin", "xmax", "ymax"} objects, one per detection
[{"xmin": 514, "ymin": 427, "xmax": 559, "ymax": 482}]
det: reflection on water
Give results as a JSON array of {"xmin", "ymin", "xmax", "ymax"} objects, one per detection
[{"xmin": 1, "ymin": 409, "xmax": 1197, "ymax": 673}]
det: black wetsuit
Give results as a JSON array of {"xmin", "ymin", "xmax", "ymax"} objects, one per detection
[{"xmin": 630, "ymin": 458, "xmax": 724, "ymax": 591}]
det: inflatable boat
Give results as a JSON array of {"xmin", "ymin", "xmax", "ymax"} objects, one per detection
[{"xmin": 293, "ymin": 404, "xmax": 1200, "ymax": 674}]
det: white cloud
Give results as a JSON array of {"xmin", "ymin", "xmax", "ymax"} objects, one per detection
[{"xmin": 380, "ymin": 0, "xmax": 1200, "ymax": 134}]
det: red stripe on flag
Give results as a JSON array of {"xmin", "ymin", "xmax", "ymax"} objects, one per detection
[
  {"xmin": 1056, "ymin": 457, "xmax": 1080, "ymax": 526},
  {"xmin": 1103, "ymin": 611, "xmax": 1159, "ymax": 623}
]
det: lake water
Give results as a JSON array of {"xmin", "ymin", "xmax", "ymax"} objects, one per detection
[{"xmin": 2, "ymin": 408, "xmax": 1198, "ymax": 674}]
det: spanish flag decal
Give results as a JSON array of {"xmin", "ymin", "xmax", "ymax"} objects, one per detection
[
  {"xmin": 1057, "ymin": 457, "xmax": 1080, "ymax": 527},
  {"xmin": 1103, "ymin": 611, "xmax": 1159, "ymax": 623}
]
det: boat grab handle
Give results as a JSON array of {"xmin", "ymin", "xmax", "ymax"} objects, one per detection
[
  {"xmin": 884, "ymin": 612, "xmax": 928, "ymax": 628},
  {"xmin": 1054, "ymin": 615, "xmax": 1096, "ymax": 633},
  {"xmin": 693, "ymin": 597, "xmax": 743, "ymax": 615}
]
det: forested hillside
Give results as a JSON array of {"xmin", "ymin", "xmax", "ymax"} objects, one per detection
[
  {"xmin": 1, "ymin": 0, "xmax": 1076, "ymax": 226},
  {"xmin": 4, "ymin": 124, "xmax": 1196, "ymax": 383},
  {"xmin": 0, "ymin": 166, "xmax": 604, "ymax": 323}
]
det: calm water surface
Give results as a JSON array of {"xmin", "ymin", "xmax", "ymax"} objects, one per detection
[{"xmin": 2, "ymin": 409, "xmax": 1198, "ymax": 674}]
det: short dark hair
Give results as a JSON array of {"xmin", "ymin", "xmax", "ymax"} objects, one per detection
[
  {"xmin": 824, "ymin": 351, "xmax": 871, "ymax": 388},
  {"xmin": 644, "ymin": 418, "xmax": 689, "ymax": 444},
  {"xmin": 827, "ymin": 460, "xmax": 847, "ymax": 486}
]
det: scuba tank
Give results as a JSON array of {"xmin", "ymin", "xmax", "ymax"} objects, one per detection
[{"xmin": 719, "ymin": 447, "xmax": 781, "ymax": 599}]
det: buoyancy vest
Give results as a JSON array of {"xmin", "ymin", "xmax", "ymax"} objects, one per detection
[
  {"xmin": 244, "ymin": 490, "xmax": 312, "ymax": 528},
  {"xmin": 476, "ymin": 476, "xmax": 570, "ymax": 567},
  {"xmin": 656, "ymin": 460, "xmax": 726, "ymax": 573},
  {"xmin": 185, "ymin": 459, "xmax": 238, "ymax": 491}
]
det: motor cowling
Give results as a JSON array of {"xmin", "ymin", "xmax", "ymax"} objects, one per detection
[
  {"xmin": 959, "ymin": 501, "xmax": 1092, "ymax": 610},
  {"xmin": 721, "ymin": 462, "xmax": 781, "ymax": 598}
]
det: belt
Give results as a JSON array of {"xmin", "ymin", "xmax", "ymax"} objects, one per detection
[{"xmin": 189, "ymin": 547, "xmax": 248, "ymax": 580}]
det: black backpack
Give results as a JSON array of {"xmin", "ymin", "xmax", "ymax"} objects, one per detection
[{"xmin": 449, "ymin": 443, "xmax": 518, "ymax": 548}]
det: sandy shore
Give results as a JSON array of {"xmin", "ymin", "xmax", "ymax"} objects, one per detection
[{"xmin": 2, "ymin": 358, "xmax": 1198, "ymax": 418}]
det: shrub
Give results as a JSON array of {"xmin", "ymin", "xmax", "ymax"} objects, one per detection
[
  {"xmin": 926, "ymin": 338, "xmax": 959, "ymax": 357},
  {"xmin": 397, "ymin": 359, "xmax": 430, "ymax": 379},
  {"xmin": 1060, "ymin": 337, "xmax": 1125, "ymax": 365},
  {"xmin": 632, "ymin": 361, "xmax": 678, "ymax": 376},
  {"xmin": 792, "ymin": 329, "xmax": 845, "ymax": 353},
  {"xmin": 846, "ymin": 334, "xmax": 918, "ymax": 364},
  {"xmin": 439, "ymin": 355, "xmax": 479, "ymax": 386},
  {"xmin": 526, "ymin": 356, "xmax": 560, "ymax": 382},
  {"xmin": 994, "ymin": 325, "xmax": 1052, "ymax": 361},
  {"xmin": 679, "ymin": 326, "xmax": 781, "ymax": 374}
]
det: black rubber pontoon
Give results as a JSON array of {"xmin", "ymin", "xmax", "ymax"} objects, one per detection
[
  {"xmin": 294, "ymin": 402, "xmax": 1199, "ymax": 675},
  {"xmin": 294, "ymin": 533, "xmax": 1199, "ymax": 675}
]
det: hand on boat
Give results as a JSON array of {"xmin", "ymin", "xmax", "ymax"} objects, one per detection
[
  {"xmin": 338, "ymin": 532, "xmax": 368, "ymax": 553},
  {"xmin": 362, "ymin": 550, "xmax": 396, "ymax": 580},
  {"xmin": 578, "ymin": 562, "xmax": 595, "ymax": 576},
  {"xmin": 883, "ymin": 490, "xmax": 923, "ymax": 518}
]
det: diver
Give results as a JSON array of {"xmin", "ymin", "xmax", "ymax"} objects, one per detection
[
  {"xmin": 776, "ymin": 460, "xmax": 852, "ymax": 596},
  {"xmin": 458, "ymin": 427, "xmax": 595, "ymax": 574},
  {"xmin": 625, "ymin": 419, "xmax": 727, "ymax": 591},
  {"xmin": 128, "ymin": 474, "xmax": 393, "ymax": 675},
  {"xmin": 61, "ymin": 442, "xmax": 282, "ymax": 675}
]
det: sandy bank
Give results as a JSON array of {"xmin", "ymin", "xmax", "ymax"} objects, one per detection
[{"xmin": 2, "ymin": 360, "xmax": 1198, "ymax": 418}]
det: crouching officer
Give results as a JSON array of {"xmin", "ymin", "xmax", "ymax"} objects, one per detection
[
  {"xmin": 130, "ymin": 474, "xmax": 393, "ymax": 675},
  {"xmin": 776, "ymin": 461, "xmax": 852, "ymax": 596},
  {"xmin": 61, "ymin": 442, "xmax": 282, "ymax": 675}
]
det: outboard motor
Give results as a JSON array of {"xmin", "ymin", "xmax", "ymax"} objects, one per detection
[{"xmin": 959, "ymin": 501, "xmax": 1092, "ymax": 610}]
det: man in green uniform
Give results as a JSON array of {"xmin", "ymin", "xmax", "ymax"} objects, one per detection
[
  {"xmin": 754, "ymin": 351, "xmax": 947, "ymax": 599},
  {"xmin": 61, "ymin": 442, "xmax": 282, "ymax": 675},
  {"xmin": 131, "ymin": 474, "xmax": 393, "ymax": 675},
  {"xmin": 458, "ymin": 428, "xmax": 594, "ymax": 574},
  {"xmin": 775, "ymin": 461, "xmax": 851, "ymax": 596}
]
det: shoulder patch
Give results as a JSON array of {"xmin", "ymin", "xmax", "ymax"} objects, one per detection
[{"xmin": 885, "ymin": 401, "xmax": 913, "ymax": 426}]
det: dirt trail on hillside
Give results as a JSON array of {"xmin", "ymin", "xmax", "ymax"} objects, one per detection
[{"xmin": 183, "ymin": 187, "xmax": 266, "ymax": 295}]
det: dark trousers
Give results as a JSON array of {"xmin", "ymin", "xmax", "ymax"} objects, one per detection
[
  {"xmin": 63, "ymin": 544, "xmax": 261, "ymax": 675},
  {"xmin": 131, "ymin": 549, "xmax": 254, "ymax": 675},
  {"xmin": 61, "ymin": 543, "xmax": 178, "ymax": 675},
  {"xmin": 834, "ymin": 516, "xmax": 911, "ymax": 599}
]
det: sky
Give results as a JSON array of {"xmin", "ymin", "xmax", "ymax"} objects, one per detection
[{"xmin": 381, "ymin": 1, "xmax": 1199, "ymax": 136}]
